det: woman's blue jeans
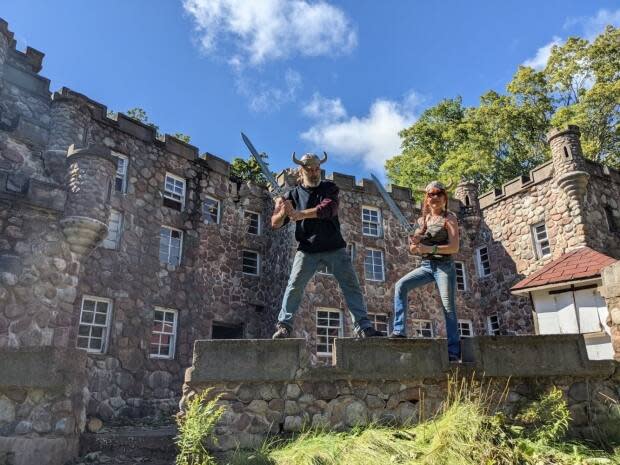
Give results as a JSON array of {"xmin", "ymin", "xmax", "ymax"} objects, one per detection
[{"xmin": 392, "ymin": 259, "xmax": 460, "ymax": 357}]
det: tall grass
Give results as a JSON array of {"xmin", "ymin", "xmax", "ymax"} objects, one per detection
[{"xmin": 227, "ymin": 377, "xmax": 620, "ymax": 465}]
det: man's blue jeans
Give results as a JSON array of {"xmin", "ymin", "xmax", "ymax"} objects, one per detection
[
  {"xmin": 392, "ymin": 259, "xmax": 461, "ymax": 357},
  {"xmin": 278, "ymin": 248, "xmax": 372, "ymax": 332}
]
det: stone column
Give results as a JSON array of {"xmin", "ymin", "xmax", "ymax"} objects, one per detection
[
  {"xmin": 547, "ymin": 126, "xmax": 590, "ymax": 250},
  {"xmin": 600, "ymin": 261, "xmax": 620, "ymax": 361},
  {"xmin": 61, "ymin": 144, "xmax": 117, "ymax": 255}
]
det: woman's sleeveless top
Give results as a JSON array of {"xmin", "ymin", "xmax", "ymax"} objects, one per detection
[{"xmin": 420, "ymin": 213, "xmax": 452, "ymax": 260}]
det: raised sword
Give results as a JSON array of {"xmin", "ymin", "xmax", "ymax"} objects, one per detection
[
  {"xmin": 370, "ymin": 173, "xmax": 417, "ymax": 236},
  {"xmin": 240, "ymin": 132, "xmax": 285, "ymax": 198}
]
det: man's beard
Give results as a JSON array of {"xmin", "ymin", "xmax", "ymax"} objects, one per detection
[{"xmin": 303, "ymin": 175, "xmax": 321, "ymax": 187}]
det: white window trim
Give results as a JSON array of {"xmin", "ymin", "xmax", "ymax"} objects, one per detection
[
  {"xmin": 316, "ymin": 307, "xmax": 343, "ymax": 358},
  {"xmin": 203, "ymin": 196, "xmax": 221, "ymax": 224},
  {"xmin": 531, "ymin": 222, "xmax": 551, "ymax": 259},
  {"xmin": 364, "ymin": 248, "xmax": 385, "ymax": 282},
  {"xmin": 112, "ymin": 152, "xmax": 128, "ymax": 193},
  {"xmin": 163, "ymin": 172, "xmax": 186, "ymax": 209},
  {"xmin": 368, "ymin": 312, "xmax": 389, "ymax": 334},
  {"xmin": 455, "ymin": 261, "xmax": 467, "ymax": 291},
  {"xmin": 486, "ymin": 314, "xmax": 500, "ymax": 336},
  {"xmin": 150, "ymin": 307, "xmax": 178, "ymax": 360},
  {"xmin": 245, "ymin": 210, "xmax": 261, "ymax": 235},
  {"xmin": 411, "ymin": 319, "xmax": 434, "ymax": 338},
  {"xmin": 102, "ymin": 209, "xmax": 123, "ymax": 250},
  {"xmin": 77, "ymin": 295, "xmax": 112, "ymax": 354},
  {"xmin": 317, "ymin": 262, "xmax": 333, "ymax": 275},
  {"xmin": 160, "ymin": 226, "xmax": 183, "ymax": 266},
  {"xmin": 476, "ymin": 246, "xmax": 491, "ymax": 277},
  {"xmin": 458, "ymin": 319, "xmax": 474, "ymax": 338},
  {"xmin": 362, "ymin": 206, "xmax": 382, "ymax": 237},
  {"xmin": 242, "ymin": 250, "xmax": 260, "ymax": 276}
]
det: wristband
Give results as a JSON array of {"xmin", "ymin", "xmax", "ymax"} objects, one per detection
[{"xmin": 431, "ymin": 245, "xmax": 438, "ymax": 254}]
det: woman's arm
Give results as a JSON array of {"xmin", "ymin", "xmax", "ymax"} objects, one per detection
[{"xmin": 409, "ymin": 213, "xmax": 459, "ymax": 255}]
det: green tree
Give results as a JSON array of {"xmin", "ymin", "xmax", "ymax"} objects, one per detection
[
  {"xmin": 387, "ymin": 26, "xmax": 619, "ymax": 193},
  {"xmin": 126, "ymin": 107, "xmax": 160, "ymax": 132},
  {"xmin": 174, "ymin": 133, "xmax": 191, "ymax": 144},
  {"xmin": 229, "ymin": 156, "xmax": 268, "ymax": 185}
]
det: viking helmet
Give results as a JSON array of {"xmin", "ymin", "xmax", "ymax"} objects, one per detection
[{"xmin": 292, "ymin": 152, "xmax": 328, "ymax": 167}]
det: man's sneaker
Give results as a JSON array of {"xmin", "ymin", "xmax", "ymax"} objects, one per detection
[
  {"xmin": 389, "ymin": 332, "xmax": 407, "ymax": 339},
  {"xmin": 356, "ymin": 326, "xmax": 384, "ymax": 338},
  {"xmin": 272, "ymin": 324, "xmax": 291, "ymax": 339},
  {"xmin": 448, "ymin": 353, "xmax": 462, "ymax": 362}
]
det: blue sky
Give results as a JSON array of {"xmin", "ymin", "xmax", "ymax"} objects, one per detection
[{"xmin": 3, "ymin": 1, "xmax": 619, "ymax": 181}]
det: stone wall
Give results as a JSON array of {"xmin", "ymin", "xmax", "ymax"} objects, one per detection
[
  {"xmin": 601, "ymin": 261, "xmax": 620, "ymax": 361},
  {"xmin": 181, "ymin": 336, "xmax": 620, "ymax": 451}
]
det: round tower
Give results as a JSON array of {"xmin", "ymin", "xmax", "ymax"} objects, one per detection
[
  {"xmin": 61, "ymin": 144, "xmax": 117, "ymax": 255},
  {"xmin": 454, "ymin": 180, "xmax": 480, "ymax": 215},
  {"xmin": 48, "ymin": 90, "xmax": 92, "ymax": 153},
  {"xmin": 547, "ymin": 125, "xmax": 589, "ymax": 198}
]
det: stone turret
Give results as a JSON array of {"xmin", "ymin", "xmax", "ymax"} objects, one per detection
[
  {"xmin": 454, "ymin": 180, "xmax": 481, "ymax": 237},
  {"xmin": 0, "ymin": 19, "xmax": 12, "ymax": 81},
  {"xmin": 548, "ymin": 125, "xmax": 590, "ymax": 199},
  {"xmin": 61, "ymin": 144, "xmax": 117, "ymax": 255}
]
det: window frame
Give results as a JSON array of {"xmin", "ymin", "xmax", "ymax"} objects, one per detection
[
  {"xmin": 476, "ymin": 246, "xmax": 491, "ymax": 277},
  {"xmin": 149, "ymin": 307, "xmax": 178, "ymax": 360},
  {"xmin": 242, "ymin": 250, "xmax": 260, "ymax": 276},
  {"xmin": 102, "ymin": 209, "xmax": 123, "ymax": 250},
  {"xmin": 362, "ymin": 206, "xmax": 382, "ymax": 237},
  {"xmin": 458, "ymin": 319, "xmax": 474, "ymax": 338},
  {"xmin": 368, "ymin": 312, "xmax": 389, "ymax": 334},
  {"xmin": 411, "ymin": 319, "xmax": 434, "ymax": 338},
  {"xmin": 531, "ymin": 222, "xmax": 551, "ymax": 259},
  {"xmin": 159, "ymin": 226, "xmax": 183, "ymax": 266},
  {"xmin": 486, "ymin": 314, "xmax": 500, "ymax": 336},
  {"xmin": 163, "ymin": 172, "xmax": 186, "ymax": 210},
  {"xmin": 245, "ymin": 210, "xmax": 261, "ymax": 235},
  {"xmin": 112, "ymin": 152, "xmax": 128, "ymax": 194},
  {"xmin": 203, "ymin": 196, "xmax": 221, "ymax": 224},
  {"xmin": 604, "ymin": 205, "xmax": 618, "ymax": 233},
  {"xmin": 77, "ymin": 295, "xmax": 112, "ymax": 354},
  {"xmin": 454, "ymin": 261, "xmax": 467, "ymax": 291},
  {"xmin": 364, "ymin": 248, "xmax": 385, "ymax": 282},
  {"xmin": 316, "ymin": 308, "xmax": 343, "ymax": 358}
]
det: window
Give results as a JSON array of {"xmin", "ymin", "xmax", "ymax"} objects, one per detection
[
  {"xmin": 362, "ymin": 207, "xmax": 381, "ymax": 237},
  {"xmin": 242, "ymin": 250, "xmax": 260, "ymax": 276},
  {"xmin": 476, "ymin": 246, "xmax": 491, "ymax": 277},
  {"xmin": 364, "ymin": 249, "xmax": 385, "ymax": 282},
  {"xmin": 203, "ymin": 197, "xmax": 220, "ymax": 224},
  {"xmin": 150, "ymin": 308, "xmax": 178, "ymax": 359},
  {"xmin": 604, "ymin": 206, "xmax": 618, "ymax": 232},
  {"xmin": 316, "ymin": 308, "xmax": 343, "ymax": 357},
  {"xmin": 211, "ymin": 322, "xmax": 244, "ymax": 339},
  {"xmin": 163, "ymin": 173, "xmax": 186, "ymax": 210},
  {"xmin": 77, "ymin": 296, "xmax": 112, "ymax": 353},
  {"xmin": 458, "ymin": 319, "xmax": 474, "ymax": 338},
  {"xmin": 245, "ymin": 210, "xmax": 261, "ymax": 235},
  {"xmin": 455, "ymin": 261, "xmax": 467, "ymax": 291},
  {"xmin": 532, "ymin": 222, "xmax": 551, "ymax": 259},
  {"xmin": 411, "ymin": 319, "xmax": 434, "ymax": 338},
  {"xmin": 369, "ymin": 313, "xmax": 389, "ymax": 334},
  {"xmin": 112, "ymin": 153, "xmax": 128, "ymax": 193},
  {"xmin": 487, "ymin": 315, "xmax": 500, "ymax": 335},
  {"xmin": 159, "ymin": 226, "xmax": 183, "ymax": 266},
  {"xmin": 317, "ymin": 262, "xmax": 333, "ymax": 275},
  {"xmin": 348, "ymin": 243, "xmax": 356, "ymax": 262},
  {"xmin": 102, "ymin": 209, "xmax": 123, "ymax": 250}
]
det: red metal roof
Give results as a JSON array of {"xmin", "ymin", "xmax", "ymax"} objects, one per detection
[{"xmin": 511, "ymin": 246, "xmax": 617, "ymax": 292}]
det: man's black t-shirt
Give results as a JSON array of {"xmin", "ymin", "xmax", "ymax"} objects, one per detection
[{"xmin": 283, "ymin": 181, "xmax": 347, "ymax": 253}]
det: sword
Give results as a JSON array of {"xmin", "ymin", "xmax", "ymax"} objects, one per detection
[
  {"xmin": 241, "ymin": 132, "xmax": 285, "ymax": 199},
  {"xmin": 370, "ymin": 173, "xmax": 417, "ymax": 236}
]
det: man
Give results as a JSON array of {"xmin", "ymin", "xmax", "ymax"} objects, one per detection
[{"xmin": 270, "ymin": 152, "xmax": 383, "ymax": 339}]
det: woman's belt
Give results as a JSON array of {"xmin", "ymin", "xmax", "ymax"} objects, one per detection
[{"xmin": 421, "ymin": 254, "xmax": 453, "ymax": 261}]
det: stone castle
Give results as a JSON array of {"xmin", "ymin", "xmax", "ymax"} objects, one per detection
[{"xmin": 1, "ymin": 18, "xmax": 620, "ymax": 465}]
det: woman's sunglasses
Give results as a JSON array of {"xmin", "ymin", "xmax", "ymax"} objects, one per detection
[{"xmin": 427, "ymin": 191, "xmax": 445, "ymax": 198}]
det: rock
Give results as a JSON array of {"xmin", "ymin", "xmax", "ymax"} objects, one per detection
[
  {"xmin": 569, "ymin": 382, "xmax": 589, "ymax": 402},
  {"xmin": 148, "ymin": 371, "xmax": 172, "ymax": 389},
  {"xmin": 0, "ymin": 396, "xmax": 16, "ymax": 423},
  {"xmin": 87, "ymin": 417, "xmax": 104, "ymax": 433},
  {"xmin": 344, "ymin": 400, "xmax": 368, "ymax": 427},
  {"xmin": 286, "ymin": 383, "xmax": 301, "ymax": 400},
  {"xmin": 283, "ymin": 415, "xmax": 303, "ymax": 432},
  {"xmin": 14, "ymin": 421, "xmax": 32, "ymax": 435}
]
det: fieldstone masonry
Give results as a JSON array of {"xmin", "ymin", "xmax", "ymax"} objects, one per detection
[
  {"xmin": 601, "ymin": 262, "xmax": 620, "ymax": 361},
  {"xmin": 0, "ymin": 17, "xmax": 619, "ymax": 465}
]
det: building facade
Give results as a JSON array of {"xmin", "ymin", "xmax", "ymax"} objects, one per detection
[{"xmin": 0, "ymin": 18, "xmax": 619, "ymax": 433}]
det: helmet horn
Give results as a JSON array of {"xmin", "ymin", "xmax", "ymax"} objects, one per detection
[
  {"xmin": 320, "ymin": 151, "xmax": 328, "ymax": 165},
  {"xmin": 292, "ymin": 152, "xmax": 303, "ymax": 165}
]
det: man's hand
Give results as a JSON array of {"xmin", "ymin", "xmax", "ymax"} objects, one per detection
[{"xmin": 271, "ymin": 197, "xmax": 292, "ymax": 229}]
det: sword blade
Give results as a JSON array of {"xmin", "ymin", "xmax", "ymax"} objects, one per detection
[
  {"xmin": 240, "ymin": 132, "xmax": 284, "ymax": 197},
  {"xmin": 370, "ymin": 173, "xmax": 415, "ymax": 235}
]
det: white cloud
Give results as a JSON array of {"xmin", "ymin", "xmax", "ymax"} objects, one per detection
[
  {"xmin": 237, "ymin": 68, "xmax": 302, "ymax": 112},
  {"xmin": 301, "ymin": 91, "xmax": 420, "ymax": 173},
  {"xmin": 522, "ymin": 36, "xmax": 562, "ymax": 70},
  {"xmin": 302, "ymin": 92, "xmax": 346, "ymax": 121},
  {"xmin": 566, "ymin": 8, "xmax": 620, "ymax": 40},
  {"xmin": 183, "ymin": 0, "xmax": 357, "ymax": 66}
]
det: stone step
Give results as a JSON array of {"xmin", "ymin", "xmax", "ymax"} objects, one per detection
[{"xmin": 79, "ymin": 425, "xmax": 177, "ymax": 459}]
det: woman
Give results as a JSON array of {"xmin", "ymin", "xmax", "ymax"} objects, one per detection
[{"xmin": 389, "ymin": 181, "xmax": 461, "ymax": 361}]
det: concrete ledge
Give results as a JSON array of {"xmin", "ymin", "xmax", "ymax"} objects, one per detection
[
  {"xmin": 187, "ymin": 339, "xmax": 305, "ymax": 383},
  {"xmin": 0, "ymin": 347, "xmax": 87, "ymax": 389},
  {"xmin": 334, "ymin": 337, "xmax": 449, "ymax": 379},
  {"xmin": 0, "ymin": 436, "xmax": 78, "ymax": 465},
  {"xmin": 470, "ymin": 335, "xmax": 616, "ymax": 377}
]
